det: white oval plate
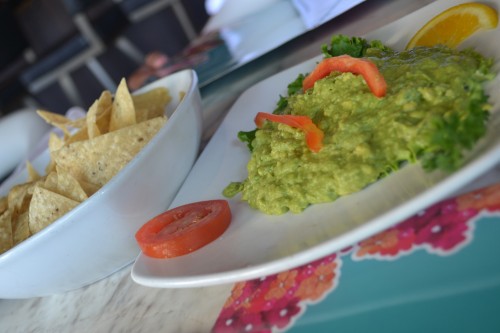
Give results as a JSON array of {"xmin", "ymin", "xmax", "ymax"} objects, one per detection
[{"xmin": 131, "ymin": 0, "xmax": 500, "ymax": 288}]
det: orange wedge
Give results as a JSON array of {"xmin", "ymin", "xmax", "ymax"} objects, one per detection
[{"xmin": 406, "ymin": 2, "xmax": 498, "ymax": 49}]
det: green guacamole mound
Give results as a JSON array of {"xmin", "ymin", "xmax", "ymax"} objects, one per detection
[{"xmin": 224, "ymin": 43, "xmax": 494, "ymax": 215}]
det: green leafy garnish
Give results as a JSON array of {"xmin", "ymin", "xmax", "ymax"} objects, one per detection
[
  {"xmin": 237, "ymin": 129, "xmax": 257, "ymax": 151},
  {"xmin": 321, "ymin": 34, "xmax": 390, "ymax": 58},
  {"xmin": 420, "ymin": 93, "xmax": 490, "ymax": 171},
  {"xmin": 274, "ymin": 73, "xmax": 305, "ymax": 115},
  {"xmin": 287, "ymin": 73, "xmax": 305, "ymax": 95}
]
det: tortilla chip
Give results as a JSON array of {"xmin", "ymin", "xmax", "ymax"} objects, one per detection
[
  {"xmin": 26, "ymin": 161, "xmax": 41, "ymax": 182},
  {"xmin": 37, "ymin": 109, "xmax": 90, "ymax": 144},
  {"xmin": 45, "ymin": 132, "xmax": 64, "ymax": 174},
  {"xmin": 43, "ymin": 170, "xmax": 87, "ymax": 202},
  {"xmin": 133, "ymin": 87, "xmax": 171, "ymax": 123},
  {"xmin": 87, "ymin": 90, "xmax": 112, "ymax": 139},
  {"xmin": 45, "ymin": 159, "xmax": 56, "ymax": 174},
  {"xmin": 65, "ymin": 127, "xmax": 89, "ymax": 145},
  {"xmin": 8, "ymin": 182, "xmax": 32, "ymax": 213},
  {"xmin": 37, "ymin": 110, "xmax": 72, "ymax": 138},
  {"xmin": 0, "ymin": 196, "xmax": 7, "ymax": 215},
  {"xmin": 12, "ymin": 211, "xmax": 30, "ymax": 245},
  {"xmin": 49, "ymin": 166, "xmax": 99, "ymax": 197},
  {"xmin": 96, "ymin": 105, "xmax": 112, "ymax": 135},
  {"xmin": 29, "ymin": 186, "xmax": 79, "ymax": 234},
  {"xmin": 68, "ymin": 117, "xmax": 85, "ymax": 129},
  {"xmin": 110, "ymin": 79, "xmax": 136, "ymax": 131},
  {"xmin": 48, "ymin": 132, "xmax": 64, "ymax": 153},
  {"xmin": 87, "ymin": 102, "xmax": 102, "ymax": 139},
  {"xmin": 0, "ymin": 210, "xmax": 13, "ymax": 254},
  {"xmin": 54, "ymin": 169, "xmax": 88, "ymax": 202},
  {"xmin": 52, "ymin": 116, "xmax": 166, "ymax": 187},
  {"xmin": 36, "ymin": 109, "xmax": 71, "ymax": 126},
  {"xmin": 8, "ymin": 179, "xmax": 45, "ymax": 222},
  {"xmin": 76, "ymin": 178, "xmax": 101, "ymax": 197},
  {"xmin": 44, "ymin": 171, "xmax": 58, "ymax": 190}
]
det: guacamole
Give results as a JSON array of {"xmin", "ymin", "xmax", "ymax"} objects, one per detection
[{"xmin": 224, "ymin": 41, "xmax": 494, "ymax": 215}]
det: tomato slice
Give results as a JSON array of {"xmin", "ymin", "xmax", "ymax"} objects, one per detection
[
  {"xmin": 255, "ymin": 112, "xmax": 324, "ymax": 153},
  {"xmin": 302, "ymin": 55, "xmax": 387, "ymax": 97},
  {"xmin": 135, "ymin": 200, "xmax": 232, "ymax": 258}
]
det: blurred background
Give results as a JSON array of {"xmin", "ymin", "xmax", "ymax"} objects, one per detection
[
  {"xmin": 0, "ymin": 0, "xmax": 368, "ymax": 180},
  {"xmin": 0, "ymin": 0, "xmax": 362, "ymax": 117},
  {"xmin": 0, "ymin": 0, "xmax": 210, "ymax": 116}
]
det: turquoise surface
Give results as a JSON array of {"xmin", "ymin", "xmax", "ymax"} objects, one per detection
[{"xmin": 289, "ymin": 216, "xmax": 500, "ymax": 332}]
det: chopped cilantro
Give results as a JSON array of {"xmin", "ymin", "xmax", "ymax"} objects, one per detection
[
  {"xmin": 321, "ymin": 34, "xmax": 391, "ymax": 58},
  {"xmin": 237, "ymin": 129, "xmax": 257, "ymax": 152}
]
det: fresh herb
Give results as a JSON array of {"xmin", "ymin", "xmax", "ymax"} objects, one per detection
[
  {"xmin": 287, "ymin": 73, "xmax": 305, "ymax": 95},
  {"xmin": 420, "ymin": 92, "xmax": 490, "ymax": 171},
  {"xmin": 237, "ymin": 129, "xmax": 257, "ymax": 151},
  {"xmin": 321, "ymin": 34, "xmax": 390, "ymax": 58},
  {"xmin": 274, "ymin": 73, "xmax": 305, "ymax": 114}
]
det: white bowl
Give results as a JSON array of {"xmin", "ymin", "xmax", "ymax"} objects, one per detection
[{"xmin": 0, "ymin": 69, "xmax": 202, "ymax": 299}]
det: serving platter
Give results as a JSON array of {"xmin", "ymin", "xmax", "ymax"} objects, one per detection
[{"xmin": 132, "ymin": 0, "xmax": 500, "ymax": 288}]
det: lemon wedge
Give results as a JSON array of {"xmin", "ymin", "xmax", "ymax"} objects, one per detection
[{"xmin": 406, "ymin": 2, "xmax": 498, "ymax": 49}]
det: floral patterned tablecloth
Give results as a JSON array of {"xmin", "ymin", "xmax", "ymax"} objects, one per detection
[{"xmin": 212, "ymin": 180, "xmax": 500, "ymax": 332}]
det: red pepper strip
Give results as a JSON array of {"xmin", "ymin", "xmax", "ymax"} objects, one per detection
[
  {"xmin": 255, "ymin": 112, "xmax": 324, "ymax": 153},
  {"xmin": 302, "ymin": 55, "xmax": 387, "ymax": 97}
]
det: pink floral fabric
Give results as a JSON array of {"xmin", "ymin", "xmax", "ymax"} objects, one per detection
[{"xmin": 212, "ymin": 182, "xmax": 500, "ymax": 333}]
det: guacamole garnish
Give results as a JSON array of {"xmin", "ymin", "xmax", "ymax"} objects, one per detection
[{"xmin": 225, "ymin": 35, "xmax": 495, "ymax": 215}]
